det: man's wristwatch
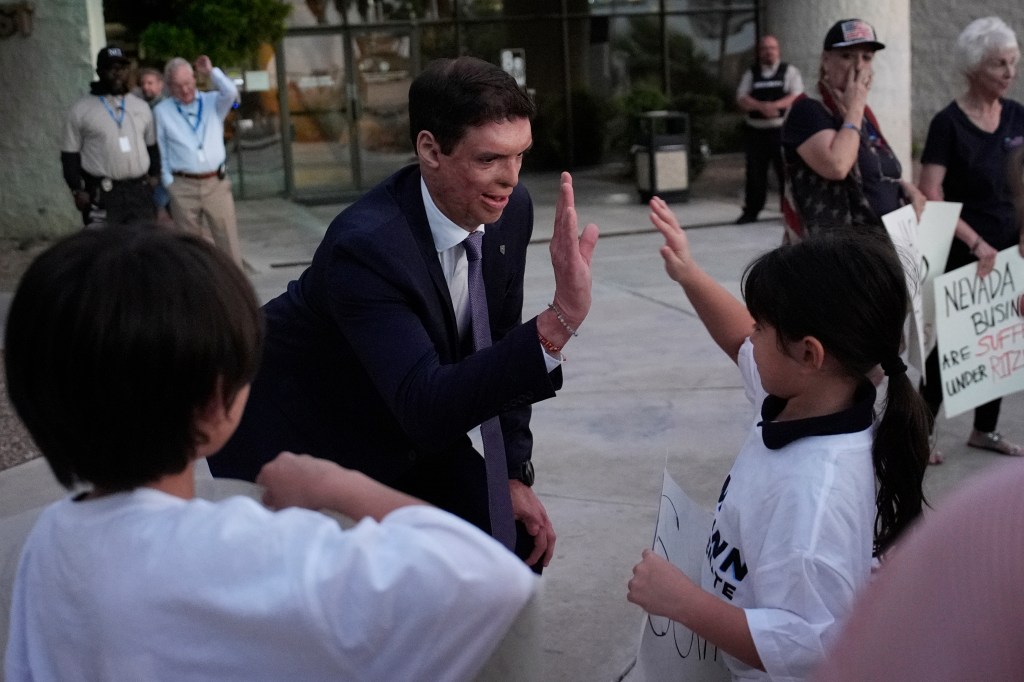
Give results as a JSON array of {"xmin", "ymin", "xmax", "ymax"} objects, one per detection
[{"xmin": 511, "ymin": 460, "xmax": 535, "ymax": 487}]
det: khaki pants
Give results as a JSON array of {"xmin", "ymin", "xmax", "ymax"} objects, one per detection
[{"xmin": 167, "ymin": 175, "xmax": 243, "ymax": 268}]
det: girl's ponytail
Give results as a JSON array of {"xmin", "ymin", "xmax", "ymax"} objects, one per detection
[{"xmin": 873, "ymin": 367, "xmax": 931, "ymax": 554}]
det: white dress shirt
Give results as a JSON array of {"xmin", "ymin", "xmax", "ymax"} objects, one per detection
[{"xmin": 420, "ymin": 178, "xmax": 560, "ymax": 373}]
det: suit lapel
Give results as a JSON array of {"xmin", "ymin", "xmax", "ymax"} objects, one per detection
[
  {"xmin": 481, "ymin": 218, "xmax": 509, "ymax": 320},
  {"xmin": 395, "ymin": 169, "xmax": 461, "ymax": 355}
]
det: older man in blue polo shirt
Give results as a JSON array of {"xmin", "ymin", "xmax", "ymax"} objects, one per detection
[{"xmin": 155, "ymin": 55, "xmax": 242, "ymax": 267}]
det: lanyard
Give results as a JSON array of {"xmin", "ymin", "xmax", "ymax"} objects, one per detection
[
  {"xmin": 99, "ymin": 95, "xmax": 126, "ymax": 129},
  {"xmin": 175, "ymin": 98, "xmax": 207, "ymax": 150}
]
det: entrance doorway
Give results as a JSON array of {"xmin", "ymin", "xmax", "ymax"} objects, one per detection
[{"xmin": 278, "ymin": 28, "xmax": 414, "ymax": 200}]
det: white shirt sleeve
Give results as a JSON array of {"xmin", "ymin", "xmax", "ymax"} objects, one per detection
[
  {"xmin": 61, "ymin": 101, "xmax": 83, "ymax": 154},
  {"xmin": 785, "ymin": 64, "xmax": 805, "ymax": 96},
  {"xmin": 284, "ymin": 504, "xmax": 538, "ymax": 680},
  {"xmin": 745, "ymin": 551, "xmax": 858, "ymax": 681},
  {"xmin": 735, "ymin": 68, "xmax": 754, "ymax": 102},
  {"xmin": 736, "ymin": 338, "xmax": 764, "ymax": 407}
]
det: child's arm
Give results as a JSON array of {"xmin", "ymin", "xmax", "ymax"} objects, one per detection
[
  {"xmin": 256, "ymin": 452, "xmax": 427, "ymax": 522},
  {"xmin": 649, "ymin": 197, "xmax": 754, "ymax": 363},
  {"xmin": 628, "ymin": 549, "xmax": 763, "ymax": 670}
]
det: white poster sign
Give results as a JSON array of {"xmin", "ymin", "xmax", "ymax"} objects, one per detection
[
  {"xmin": 624, "ymin": 470, "xmax": 730, "ymax": 682},
  {"xmin": 933, "ymin": 247, "xmax": 1024, "ymax": 417},
  {"xmin": 882, "ymin": 202, "xmax": 960, "ymax": 376}
]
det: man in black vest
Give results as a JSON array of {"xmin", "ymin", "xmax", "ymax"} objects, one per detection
[{"xmin": 735, "ymin": 35, "xmax": 803, "ymax": 224}]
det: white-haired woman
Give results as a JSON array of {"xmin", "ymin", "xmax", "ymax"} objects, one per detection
[{"xmin": 919, "ymin": 16, "xmax": 1024, "ymax": 461}]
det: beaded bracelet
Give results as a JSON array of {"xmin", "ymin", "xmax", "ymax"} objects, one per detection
[
  {"xmin": 538, "ymin": 330, "xmax": 564, "ymax": 355},
  {"xmin": 547, "ymin": 302, "xmax": 579, "ymax": 337}
]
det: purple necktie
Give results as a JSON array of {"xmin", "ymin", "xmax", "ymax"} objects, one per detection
[{"xmin": 463, "ymin": 231, "xmax": 517, "ymax": 550}]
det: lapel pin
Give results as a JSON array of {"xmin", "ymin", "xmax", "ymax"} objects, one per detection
[{"xmin": 499, "ymin": 244, "xmax": 505, "ymax": 255}]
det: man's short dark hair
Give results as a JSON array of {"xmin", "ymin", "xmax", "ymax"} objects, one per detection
[
  {"xmin": 4, "ymin": 224, "xmax": 264, "ymax": 492},
  {"xmin": 408, "ymin": 56, "xmax": 536, "ymax": 154}
]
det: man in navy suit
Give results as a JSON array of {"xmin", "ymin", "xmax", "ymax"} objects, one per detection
[{"xmin": 211, "ymin": 57, "xmax": 599, "ymax": 568}]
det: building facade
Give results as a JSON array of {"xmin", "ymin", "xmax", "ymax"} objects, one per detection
[{"xmin": 1, "ymin": 0, "xmax": 1023, "ymax": 238}]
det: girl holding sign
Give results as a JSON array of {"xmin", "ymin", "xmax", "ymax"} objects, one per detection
[
  {"xmin": 628, "ymin": 199, "xmax": 930, "ymax": 681},
  {"xmin": 918, "ymin": 16, "xmax": 1024, "ymax": 460}
]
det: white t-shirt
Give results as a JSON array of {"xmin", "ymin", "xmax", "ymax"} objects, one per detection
[
  {"xmin": 5, "ymin": 489, "xmax": 536, "ymax": 682},
  {"xmin": 705, "ymin": 340, "xmax": 875, "ymax": 681}
]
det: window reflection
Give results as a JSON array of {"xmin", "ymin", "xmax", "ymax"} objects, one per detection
[
  {"xmin": 291, "ymin": 0, "xmax": 456, "ymax": 25},
  {"xmin": 271, "ymin": 0, "xmax": 759, "ymax": 196}
]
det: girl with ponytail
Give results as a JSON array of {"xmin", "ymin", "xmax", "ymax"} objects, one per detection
[{"xmin": 628, "ymin": 198, "xmax": 929, "ymax": 681}]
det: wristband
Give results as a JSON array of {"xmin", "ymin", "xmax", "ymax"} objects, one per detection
[
  {"xmin": 970, "ymin": 236, "xmax": 984, "ymax": 255},
  {"xmin": 842, "ymin": 122, "xmax": 860, "ymax": 133},
  {"xmin": 538, "ymin": 330, "xmax": 563, "ymax": 354}
]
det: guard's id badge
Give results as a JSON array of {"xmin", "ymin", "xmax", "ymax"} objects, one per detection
[
  {"xmin": 119, "ymin": 136, "xmax": 131, "ymax": 153},
  {"xmin": 197, "ymin": 149, "xmax": 206, "ymax": 163}
]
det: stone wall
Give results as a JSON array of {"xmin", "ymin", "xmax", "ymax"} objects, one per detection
[{"xmin": 0, "ymin": 0, "xmax": 103, "ymax": 240}]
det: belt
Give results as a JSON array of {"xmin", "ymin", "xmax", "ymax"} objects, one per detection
[
  {"xmin": 173, "ymin": 170, "xmax": 219, "ymax": 180},
  {"xmin": 95, "ymin": 175, "xmax": 148, "ymax": 192}
]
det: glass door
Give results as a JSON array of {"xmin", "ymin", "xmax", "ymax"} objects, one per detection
[
  {"xmin": 351, "ymin": 28, "xmax": 415, "ymax": 188},
  {"xmin": 279, "ymin": 28, "xmax": 416, "ymax": 199},
  {"xmin": 279, "ymin": 33, "xmax": 357, "ymax": 198}
]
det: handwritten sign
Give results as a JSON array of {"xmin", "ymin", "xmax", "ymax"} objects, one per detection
[
  {"xmin": 624, "ymin": 470, "xmax": 730, "ymax": 682},
  {"xmin": 882, "ymin": 202, "xmax": 960, "ymax": 376},
  {"xmin": 933, "ymin": 247, "xmax": 1024, "ymax": 417}
]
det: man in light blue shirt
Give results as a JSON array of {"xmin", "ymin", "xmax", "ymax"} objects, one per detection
[{"xmin": 154, "ymin": 55, "xmax": 242, "ymax": 267}]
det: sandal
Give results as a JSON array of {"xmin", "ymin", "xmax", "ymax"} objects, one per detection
[{"xmin": 967, "ymin": 430, "xmax": 1024, "ymax": 456}]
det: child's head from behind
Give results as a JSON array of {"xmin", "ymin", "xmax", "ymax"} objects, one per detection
[
  {"xmin": 742, "ymin": 231, "xmax": 907, "ymax": 380},
  {"xmin": 4, "ymin": 224, "xmax": 264, "ymax": 492}
]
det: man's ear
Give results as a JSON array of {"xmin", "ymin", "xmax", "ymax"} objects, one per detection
[
  {"xmin": 798, "ymin": 335, "xmax": 827, "ymax": 371},
  {"xmin": 416, "ymin": 130, "xmax": 441, "ymax": 169}
]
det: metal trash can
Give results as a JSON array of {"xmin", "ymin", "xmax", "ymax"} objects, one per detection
[{"xmin": 634, "ymin": 111, "xmax": 690, "ymax": 203}]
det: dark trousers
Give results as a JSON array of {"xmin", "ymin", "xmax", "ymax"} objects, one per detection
[
  {"xmin": 920, "ymin": 238, "xmax": 1001, "ymax": 433},
  {"xmin": 742, "ymin": 125, "xmax": 784, "ymax": 217},
  {"xmin": 922, "ymin": 345, "xmax": 1001, "ymax": 432},
  {"xmin": 82, "ymin": 177, "xmax": 156, "ymax": 227}
]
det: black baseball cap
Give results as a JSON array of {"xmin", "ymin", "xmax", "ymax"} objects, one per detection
[
  {"xmin": 823, "ymin": 19, "xmax": 886, "ymax": 52},
  {"xmin": 96, "ymin": 46, "xmax": 130, "ymax": 70}
]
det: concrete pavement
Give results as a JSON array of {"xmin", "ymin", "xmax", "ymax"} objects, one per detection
[{"xmin": 1, "ymin": 162, "xmax": 1022, "ymax": 680}]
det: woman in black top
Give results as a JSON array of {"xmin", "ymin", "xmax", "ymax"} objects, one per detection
[
  {"xmin": 780, "ymin": 18, "xmax": 925, "ymax": 243},
  {"xmin": 918, "ymin": 16, "xmax": 1024, "ymax": 461}
]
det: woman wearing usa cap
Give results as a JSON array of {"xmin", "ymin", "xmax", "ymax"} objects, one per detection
[
  {"xmin": 917, "ymin": 16, "xmax": 1024, "ymax": 462},
  {"xmin": 780, "ymin": 18, "xmax": 926, "ymax": 243}
]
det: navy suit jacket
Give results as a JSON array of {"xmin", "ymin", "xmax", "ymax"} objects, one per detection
[{"xmin": 212, "ymin": 165, "xmax": 562, "ymax": 494}]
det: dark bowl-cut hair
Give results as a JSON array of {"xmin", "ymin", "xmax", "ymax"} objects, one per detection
[
  {"xmin": 4, "ymin": 224, "xmax": 264, "ymax": 492},
  {"xmin": 408, "ymin": 56, "xmax": 536, "ymax": 155}
]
